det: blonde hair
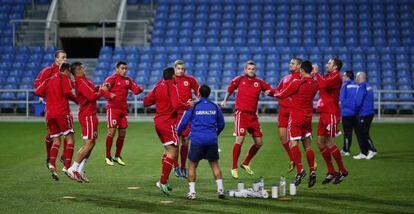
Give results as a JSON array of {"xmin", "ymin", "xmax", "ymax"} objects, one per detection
[
  {"xmin": 174, "ymin": 59, "xmax": 185, "ymax": 67},
  {"xmin": 244, "ymin": 60, "xmax": 256, "ymax": 69}
]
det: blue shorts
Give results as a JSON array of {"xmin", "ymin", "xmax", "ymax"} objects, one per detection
[{"xmin": 188, "ymin": 143, "xmax": 219, "ymax": 162}]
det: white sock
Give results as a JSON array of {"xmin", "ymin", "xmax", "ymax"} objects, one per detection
[
  {"xmin": 189, "ymin": 182, "xmax": 196, "ymax": 193},
  {"xmin": 78, "ymin": 158, "xmax": 88, "ymax": 173},
  {"xmin": 70, "ymin": 162, "xmax": 79, "ymax": 171},
  {"xmin": 216, "ymin": 179, "xmax": 223, "ymax": 192}
]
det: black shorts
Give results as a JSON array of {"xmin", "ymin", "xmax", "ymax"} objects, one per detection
[{"xmin": 188, "ymin": 143, "xmax": 219, "ymax": 162}]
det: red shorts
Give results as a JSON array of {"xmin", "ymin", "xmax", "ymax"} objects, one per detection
[
  {"xmin": 234, "ymin": 110, "xmax": 262, "ymax": 137},
  {"xmin": 79, "ymin": 114, "xmax": 98, "ymax": 140},
  {"xmin": 155, "ymin": 122, "xmax": 179, "ymax": 146},
  {"xmin": 288, "ymin": 113, "xmax": 312, "ymax": 141},
  {"xmin": 317, "ymin": 113, "xmax": 342, "ymax": 137},
  {"xmin": 46, "ymin": 114, "xmax": 74, "ymax": 138},
  {"xmin": 278, "ymin": 107, "xmax": 290, "ymax": 128},
  {"xmin": 176, "ymin": 111, "xmax": 190, "ymax": 137},
  {"xmin": 107, "ymin": 108, "xmax": 128, "ymax": 129}
]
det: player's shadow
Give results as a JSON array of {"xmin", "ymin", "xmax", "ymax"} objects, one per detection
[
  {"xmin": 195, "ymin": 197, "xmax": 334, "ymax": 214},
  {"xmin": 377, "ymin": 150, "xmax": 414, "ymax": 162},
  {"xmin": 75, "ymin": 193, "xmax": 234, "ymax": 214},
  {"xmin": 300, "ymin": 191, "xmax": 414, "ymax": 213},
  {"xmin": 77, "ymin": 193, "xmax": 333, "ymax": 214}
]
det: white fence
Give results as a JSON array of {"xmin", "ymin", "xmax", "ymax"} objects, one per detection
[{"xmin": 0, "ymin": 89, "xmax": 413, "ymax": 118}]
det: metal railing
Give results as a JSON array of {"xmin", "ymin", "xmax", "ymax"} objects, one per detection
[
  {"xmin": 100, "ymin": 19, "xmax": 150, "ymax": 47},
  {"xmin": 0, "ymin": 89, "xmax": 34, "ymax": 117},
  {"xmin": 0, "ymin": 89, "xmax": 413, "ymax": 118},
  {"xmin": 10, "ymin": 19, "xmax": 59, "ymax": 48}
]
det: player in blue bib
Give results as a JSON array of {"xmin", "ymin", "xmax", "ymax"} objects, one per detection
[{"xmin": 177, "ymin": 84, "xmax": 225, "ymax": 200}]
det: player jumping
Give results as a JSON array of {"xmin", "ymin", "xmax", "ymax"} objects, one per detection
[
  {"xmin": 276, "ymin": 60, "xmax": 319, "ymax": 187},
  {"xmin": 103, "ymin": 61, "xmax": 144, "ymax": 166},
  {"xmin": 221, "ymin": 60, "xmax": 274, "ymax": 179}
]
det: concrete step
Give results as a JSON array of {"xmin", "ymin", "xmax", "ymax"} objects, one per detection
[{"xmin": 15, "ymin": 2, "xmax": 51, "ymax": 47}]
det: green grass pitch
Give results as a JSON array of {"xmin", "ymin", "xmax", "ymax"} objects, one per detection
[{"xmin": 0, "ymin": 121, "xmax": 413, "ymax": 214}]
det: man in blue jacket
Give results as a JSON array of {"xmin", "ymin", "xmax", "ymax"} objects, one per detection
[
  {"xmin": 353, "ymin": 72, "xmax": 377, "ymax": 160},
  {"xmin": 340, "ymin": 71, "xmax": 358, "ymax": 156},
  {"xmin": 177, "ymin": 84, "xmax": 225, "ymax": 200}
]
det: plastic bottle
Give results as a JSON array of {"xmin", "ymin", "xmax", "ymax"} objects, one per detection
[
  {"xmin": 271, "ymin": 184, "xmax": 278, "ymax": 199},
  {"xmin": 279, "ymin": 176, "xmax": 286, "ymax": 197},
  {"xmin": 289, "ymin": 181, "xmax": 297, "ymax": 196},
  {"xmin": 237, "ymin": 180, "xmax": 244, "ymax": 191},
  {"xmin": 258, "ymin": 177, "xmax": 264, "ymax": 191},
  {"xmin": 252, "ymin": 181, "xmax": 259, "ymax": 191}
]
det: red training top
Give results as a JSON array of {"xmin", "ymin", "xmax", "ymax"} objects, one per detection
[
  {"xmin": 75, "ymin": 76, "xmax": 107, "ymax": 116},
  {"xmin": 103, "ymin": 73, "xmax": 143, "ymax": 111},
  {"xmin": 175, "ymin": 74, "xmax": 199, "ymax": 112},
  {"xmin": 315, "ymin": 71, "xmax": 342, "ymax": 114},
  {"xmin": 36, "ymin": 72, "xmax": 77, "ymax": 117},
  {"xmin": 275, "ymin": 71, "xmax": 301, "ymax": 109},
  {"xmin": 33, "ymin": 63, "xmax": 59, "ymax": 95},
  {"xmin": 143, "ymin": 80, "xmax": 186, "ymax": 125},
  {"xmin": 226, "ymin": 74, "xmax": 273, "ymax": 113},
  {"xmin": 276, "ymin": 76, "xmax": 318, "ymax": 118}
]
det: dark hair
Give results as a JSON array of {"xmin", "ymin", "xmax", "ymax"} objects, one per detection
[
  {"xmin": 59, "ymin": 63, "xmax": 70, "ymax": 72},
  {"xmin": 199, "ymin": 84, "xmax": 211, "ymax": 98},
  {"xmin": 54, "ymin": 50, "xmax": 66, "ymax": 58},
  {"xmin": 292, "ymin": 57, "xmax": 303, "ymax": 65},
  {"xmin": 70, "ymin": 61, "xmax": 83, "ymax": 75},
  {"xmin": 300, "ymin": 60, "xmax": 313, "ymax": 74},
  {"xmin": 344, "ymin": 70, "xmax": 354, "ymax": 80},
  {"xmin": 163, "ymin": 67, "xmax": 175, "ymax": 80},
  {"xmin": 331, "ymin": 58, "xmax": 343, "ymax": 70},
  {"xmin": 116, "ymin": 61, "xmax": 127, "ymax": 68}
]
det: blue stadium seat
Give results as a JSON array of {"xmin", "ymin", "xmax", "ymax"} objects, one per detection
[
  {"xmin": 209, "ymin": 61, "xmax": 222, "ymax": 69},
  {"xmin": 402, "ymin": 37, "xmax": 413, "ymax": 45},
  {"xmin": 398, "ymin": 77, "xmax": 411, "ymax": 85},
  {"xmin": 382, "ymin": 93, "xmax": 397, "ymax": 102},
  {"xmin": 223, "ymin": 62, "xmax": 237, "ymax": 70},
  {"xmin": 382, "ymin": 69, "xmax": 395, "ymax": 78},
  {"xmin": 138, "ymin": 61, "xmax": 151, "ymax": 70},
  {"xmin": 209, "ymin": 53, "xmax": 223, "ymax": 61},
  {"xmin": 1, "ymin": 92, "xmax": 16, "ymax": 100},
  {"xmin": 317, "ymin": 37, "xmax": 329, "ymax": 46},
  {"xmin": 220, "ymin": 37, "xmax": 232, "ymax": 46}
]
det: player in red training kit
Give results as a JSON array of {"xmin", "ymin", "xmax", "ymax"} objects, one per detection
[
  {"xmin": 103, "ymin": 61, "xmax": 144, "ymax": 166},
  {"xmin": 173, "ymin": 60, "xmax": 200, "ymax": 178},
  {"xmin": 67, "ymin": 62, "xmax": 111, "ymax": 182},
  {"xmin": 143, "ymin": 67, "xmax": 190, "ymax": 195},
  {"xmin": 314, "ymin": 58, "xmax": 349, "ymax": 185},
  {"xmin": 35, "ymin": 63, "xmax": 77, "ymax": 181},
  {"xmin": 275, "ymin": 58, "xmax": 302, "ymax": 172},
  {"xmin": 275, "ymin": 60, "xmax": 319, "ymax": 187},
  {"xmin": 221, "ymin": 60, "xmax": 274, "ymax": 179},
  {"xmin": 33, "ymin": 50, "xmax": 68, "ymax": 169}
]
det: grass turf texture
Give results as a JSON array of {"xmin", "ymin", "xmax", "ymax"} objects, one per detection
[{"xmin": 0, "ymin": 121, "xmax": 413, "ymax": 214}]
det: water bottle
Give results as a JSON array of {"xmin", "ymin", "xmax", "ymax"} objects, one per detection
[
  {"xmin": 279, "ymin": 176, "xmax": 286, "ymax": 197},
  {"xmin": 228, "ymin": 190, "xmax": 236, "ymax": 197},
  {"xmin": 271, "ymin": 184, "xmax": 278, "ymax": 199},
  {"xmin": 258, "ymin": 177, "xmax": 264, "ymax": 191},
  {"xmin": 237, "ymin": 180, "xmax": 244, "ymax": 191},
  {"xmin": 252, "ymin": 181, "xmax": 260, "ymax": 191},
  {"xmin": 289, "ymin": 181, "xmax": 297, "ymax": 196}
]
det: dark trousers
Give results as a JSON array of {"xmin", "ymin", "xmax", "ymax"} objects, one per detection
[
  {"xmin": 342, "ymin": 116, "xmax": 357, "ymax": 152},
  {"xmin": 355, "ymin": 114, "xmax": 377, "ymax": 155}
]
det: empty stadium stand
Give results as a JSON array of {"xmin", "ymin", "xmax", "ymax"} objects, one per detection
[{"xmin": 0, "ymin": 0, "xmax": 413, "ymax": 114}]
